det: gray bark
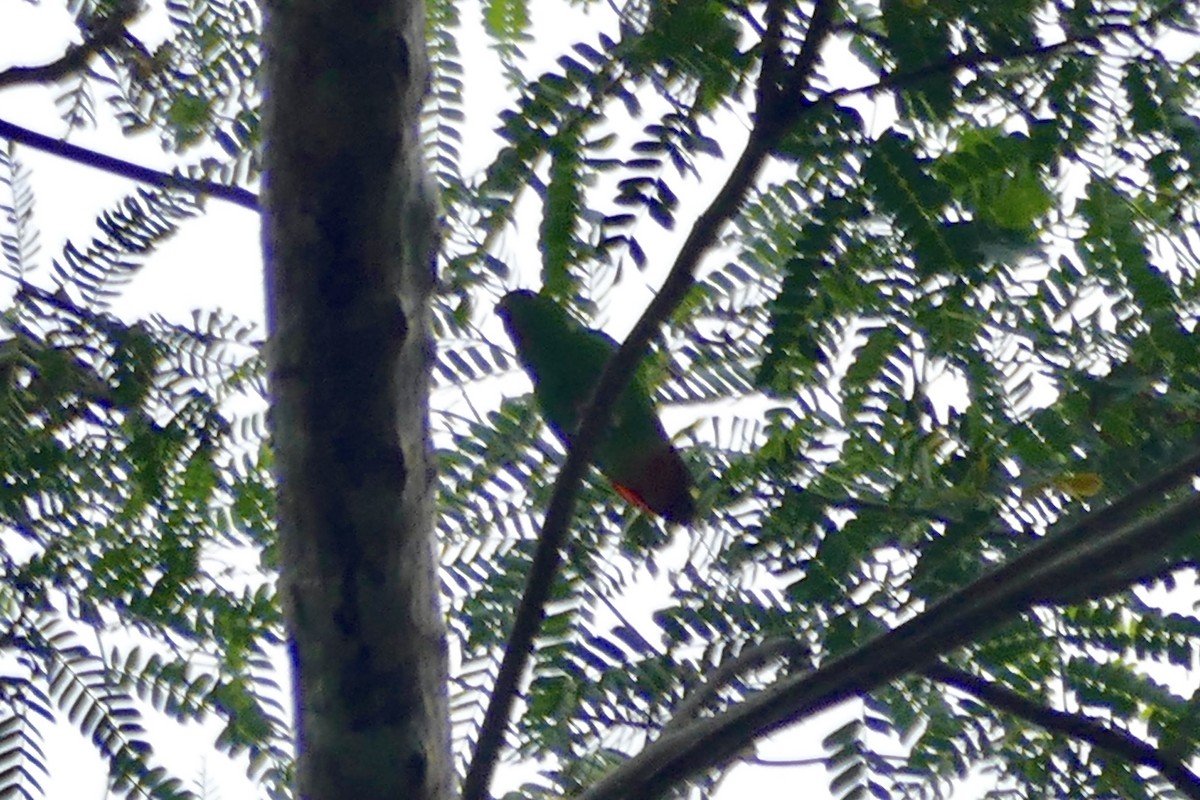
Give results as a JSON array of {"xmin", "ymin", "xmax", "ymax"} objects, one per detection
[{"xmin": 259, "ymin": 0, "xmax": 451, "ymax": 796}]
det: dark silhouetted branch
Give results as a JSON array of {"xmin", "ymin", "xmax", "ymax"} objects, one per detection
[
  {"xmin": 0, "ymin": 119, "xmax": 258, "ymax": 210},
  {"xmin": 0, "ymin": 3, "xmax": 136, "ymax": 90},
  {"xmin": 927, "ymin": 663, "xmax": 1200, "ymax": 800}
]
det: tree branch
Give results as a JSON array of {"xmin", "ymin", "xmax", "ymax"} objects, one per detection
[
  {"xmin": 577, "ymin": 448, "xmax": 1200, "ymax": 800},
  {"xmin": 0, "ymin": 2, "xmax": 137, "ymax": 90},
  {"xmin": 926, "ymin": 664, "xmax": 1200, "ymax": 800},
  {"xmin": 459, "ymin": 4, "xmax": 840, "ymax": 799},
  {"xmin": 753, "ymin": 0, "xmax": 789, "ymax": 110},
  {"xmin": 813, "ymin": 2, "xmax": 1185, "ymax": 112},
  {"xmin": 0, "ymin": 2, "xmax": 256, "ymax": 210},
  {"xmin": 663, "ymin": 637, "xmax": 806, "ymax": 736},
  {"xmin": 0, "ymin": 119, "xmax": 258, "ymax": 210}
]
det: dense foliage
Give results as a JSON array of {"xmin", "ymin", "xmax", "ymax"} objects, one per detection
[
  {"xmin": 1, "ymin": 2, "xmax": 285, "ymax": 795},
  {"xmin": 0, "ymin": 161, "xmax": 286, "ymax": 795},
  {"xmin": 3, "ymin": 0, "xmax": 1200, "ymax": 797}
]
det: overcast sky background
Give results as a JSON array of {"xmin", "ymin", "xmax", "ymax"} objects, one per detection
[
  {"xmin": 8, "ymin": 0, "xmax": 1193, "ymax": 796},
  {"xmin": 0, "ymin": 0, "xmax": 1013, "ymax": 795}
]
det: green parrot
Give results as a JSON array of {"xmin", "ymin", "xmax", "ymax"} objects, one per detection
[{"xmin": 496, "ymin": 289, "xmax": 696, "ymax": 525}]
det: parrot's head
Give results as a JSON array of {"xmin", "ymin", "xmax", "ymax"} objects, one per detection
[{"xmin": 495, "ymin": 289, "xmax": 568, "ymax": 352}]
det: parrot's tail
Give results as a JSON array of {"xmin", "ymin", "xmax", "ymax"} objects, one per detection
[{"xmin": 612, "ymin": 447, "xmax": 695, "ymax": 525}]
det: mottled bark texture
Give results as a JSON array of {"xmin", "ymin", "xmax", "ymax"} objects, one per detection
[{"xmin": 259, "ymin": 0, "xmax": 450, "ymax": 796}]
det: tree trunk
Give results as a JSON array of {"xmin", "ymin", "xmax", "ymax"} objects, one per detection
[{"xmin": 259, "ymin": 0, "xmax": 451, "ymax": 796}]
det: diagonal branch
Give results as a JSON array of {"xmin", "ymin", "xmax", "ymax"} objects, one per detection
[
  {"xmin": 0, "ymin": 3, "xmax": 137, "ymax": 90},
  {"xmin": 663, "ymin": 637, "xmax": 807, "ymax": 736},
  {"xmin": 812, "ymin": 1, "xmax": 1187, "ymax": 113},
  {"xmin": 926, "ymin": 664, "xmax": 1200, "ymax": 800},
  {"xmin": 0, "ymin": 1, "xmax": 256, "ymax": 211},
  {"xmin": 577, "ymin": 447, "xmax": 1200, "ymax": 800},
  {"xmin": 459, "ymin": 3, "xmax": 840, "ymax": 799},
  {"xmin": 0, "ymin": 119, "xmax": 258, "ymax": 210},
  {"xmin": 753, "ymin": 0, "xmax": 789, "ymax": 111}
]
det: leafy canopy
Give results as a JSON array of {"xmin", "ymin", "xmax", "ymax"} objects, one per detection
[{"xmin": 3, "ymin": 0, "xmax": 1200, "ymax": 798}]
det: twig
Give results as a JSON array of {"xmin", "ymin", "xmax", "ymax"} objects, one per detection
[
  {"xmin": 926, "ymin": 663, "xmax": 1200, "ymax": 800},
  {"xmin": 662, "ymin": 637, "xmax": 806, "ymax": 736},
  {"xmin": 0, "ymin": 119, "xmax": 258, "ymax": 210},
  {"xmin": 812, "ymin": 1, "xmax": 1187, "ymax": 112},
  {"xmin": 0, "ymin": 3, "xmax": 137, "ymax": 90}
]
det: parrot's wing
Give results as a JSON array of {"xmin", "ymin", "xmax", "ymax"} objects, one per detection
[{"xmin": 497, "ymin": 290, "xmax": 695, "ymax": 524}]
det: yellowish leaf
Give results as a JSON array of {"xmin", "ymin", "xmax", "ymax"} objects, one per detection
[{"xmin": 1053, "ymin": 472, "xmax": 1103, "ymax": 499}]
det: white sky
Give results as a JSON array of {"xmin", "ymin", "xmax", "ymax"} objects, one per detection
[
  {"xmin": 7, "ymin": 0, "xmax": 1193, "ymax": 797},
  {"xmin": 0, "ymin": 2, "xmax": 267, "ymax": 797},
  {"xmin": 0, "ymin": 0, "xmax": 1008, "ymax": 795}
]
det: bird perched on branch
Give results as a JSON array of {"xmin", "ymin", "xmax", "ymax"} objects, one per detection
[{"xmin": 496, "ymin": 289, "xmax": 695, "ymax": 524}]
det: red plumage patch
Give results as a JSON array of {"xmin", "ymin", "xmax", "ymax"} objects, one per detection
[
  {"xmin": 609, "ymin": 446, "xmax": 695, "ymax": 525},
  {"xmin": 612, "ymin": 483, "xmax": 655, "ymax": 515}
]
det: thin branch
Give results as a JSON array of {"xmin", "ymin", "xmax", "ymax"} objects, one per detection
[
  {"xmin": 754, "ymin": 0, "xmax": 789, "ymax": 110},
  {"xmin": 0, "ymin": 4, "xmax": 137, "ymax": 90},
  {"xmin": 746, "ymin": 753, "xmax": 910, "ymax": 768},
  {"xmin": 926, "ymin": 664, "xmax": 1200, "ymax": 800},
  {"xmin": 812, "ymin": 1, "xmax": 1187, "ymax": 112},
  {"xmin": 0, "ymin": 119, "xmax": 258, "ymax": 210},
  {"xmin": 459, "ymin": 4, "xmax": 840, "ymax": 799},
  {"xmin": 663, "ymin": 637, "xmax": 806, "ymax": 736},
  {"xmin": 577, "ymin": 448, "xmax": 1200, "ymax": 800},
  {"xmin": 771, "ymin": 0, "xmax": 837, "ymax": 126}
]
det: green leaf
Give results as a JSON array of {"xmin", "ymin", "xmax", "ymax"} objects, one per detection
[{"xmin": 484, "ymin": 0, "xmax": 530, "ymax": 41}]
